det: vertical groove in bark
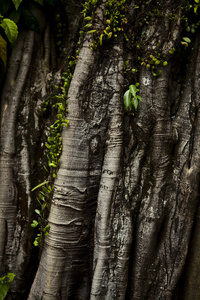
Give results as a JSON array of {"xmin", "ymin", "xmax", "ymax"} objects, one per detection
[
  {"xmin": 90, "ymin": 43, "xmax": 129, "ymax": 299},
  {"xmin": 178, "ymin": 34, "xmax": 200, "ymax": 300},
  {"xmin": 125, "ymin": 30, "xmax": 200, "ymax": 299}
]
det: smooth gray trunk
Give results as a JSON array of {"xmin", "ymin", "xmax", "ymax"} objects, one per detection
[{"xmin": 1, "ymin": 1, "xmax": 200, "ymax": 299}]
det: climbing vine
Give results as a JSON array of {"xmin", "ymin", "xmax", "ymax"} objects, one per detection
[
  {"xmin": 81, "ymin": 0, "xmax": 128, "ymax": 49},
  {"xmin": 30, "ymin": 0, "xmax": 200, "ymax": 244},
  {"xmin": 31, "ymin": 56, "xmax": 77, "ymax": 247}
]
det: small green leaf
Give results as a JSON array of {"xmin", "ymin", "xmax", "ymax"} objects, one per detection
[
  {"xmin": 0, "ymin": 282, "xmax": 10, "ymax": 300},
  {"xmin": 12, "ymin": 0, "xmax": 23, "ymax": 10},
  {"xmin": 155, "ymin": 60, "xmax": 160, "ymax": 65},
  {"xmin": 41, "ymin": 203, "xmax": 46, "ymax": 211},
  {"xmin": 31, "ymin": 220, "xmax": 39, "ymax": 228},
  {"xmin": 129, "ymin": 85, "xmax": 137, "ymax": 97},
  {"xmin": 6, "ymin": 273, "xmax": 15, "ymax": 283},
  {"xmin": 123, "ymin": 89, "xmax": 131, "ymax": 110},
  {"xmin": 137, "ymin": 95, "xmax": 142, "ymax": 101},
  {"xmin": 84, "ymin": 16, "xmax": 92, "ymax": 21},
  {"xmin": 0, "ymin": 1, "xmax": 10, "ymax": 15},
  {"xmin": 35, "ymin": 209, "xmax": 41, "ymax": 216},
  {"xmin": 9, "ymin": 10, "xmax": 21, "ymax": 24},
  {"xmin": 194, "ymin": 4, "xmax": 198, "ymax": 13},
  {"xmin": 1, "ymin": 18, "xmax": 18, "ymax": 45},
  {"xmin": 87, "ymin": 30, "xmax": 96, "ymax": 34},
  {"xmin": 45, "ymin": 225, "xmax": 50, "ymax": 231},
  {"xmin": 33, "ymin": 240, "xmax": 39, "ymax": 246},
  {"xmin": 181, "ymin": 41, "xmax": 188, "ymax": 47},
  {"xmin": 83, "ymin": 23, "xmax": 92, "ymax": 30},
  {"xmin": 31, "ymin": 181, "xmax": 49, "ymax": 192},
  {"xmin": 132, "ymin": 97, "xmax": 139, "ymax": 110},
  {"xmin": 182, "ymin": 37, "xmax": 191, "ymax": 43}
]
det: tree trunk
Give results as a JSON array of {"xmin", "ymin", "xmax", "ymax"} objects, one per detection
[{"xmin": 1, "ymin": 0, "xmax": 200, "ymax": 299}]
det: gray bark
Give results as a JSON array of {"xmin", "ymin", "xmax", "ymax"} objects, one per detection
[{"xmin": 1, "ymin": 0, "xmax": 200, "ymax": 299}]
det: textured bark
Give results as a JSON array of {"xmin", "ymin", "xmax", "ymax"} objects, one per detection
[
  {"xmin": 1, "ymin": 0, "xmax": 200, "ymax": 299},
  {"xmin": 0, "ymin": 8, "xmax": 56, "ymax": 297}
]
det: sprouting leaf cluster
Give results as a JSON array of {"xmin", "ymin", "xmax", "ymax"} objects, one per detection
[
  {"xmin": 31, "ymin": 181, "xmax": 52, "ymax": 247},
  {"xmin": 0, "ymin": 273, "xmax": 15, "ymax": 300},
  {"xmin": 124, "ymin": 83, "xmax": 142, "ymax": 111},
  {"xmin": 81, "ymin": 0, "xmax": 128, "ymax": 49}
]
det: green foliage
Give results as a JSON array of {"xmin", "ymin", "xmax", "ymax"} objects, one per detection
[
  {"xmin": 0, "ymin": 0, "xmax": 55, "ymax": 45},
  {"xmin": 0, "ymin": 18, "xmax": 18, "ymax": 44},
  {"xmin": 0, "ymin": 273, "xmax": 15, "ymax": 300},
  {"xmin": 31, "ymin": 181, "xmax": 53, "ymax": 247},
  {"xmin": 81, "ymin": 0, "xmax": 127, "ymax": 49},
  {"xmin": 31, "ymin": 56, "xmax": 78, "ymax": 247},
  {"xmin": 12, "ymin": 0, "xmax": 23, "ymax": 11},
  {"xmin": 124, "ymin": 83, "xmax": 142, "ymax": 111}
]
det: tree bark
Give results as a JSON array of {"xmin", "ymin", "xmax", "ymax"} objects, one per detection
[{"xmin": 1, "ymin": 0, "xmax": 200, "ymax": 299}]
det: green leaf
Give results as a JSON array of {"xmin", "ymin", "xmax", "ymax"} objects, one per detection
[
  {"xmin": 35, "ymin": 209, "xmax": 41, "ymax": 216},
  {"xmin": 0, "ymin": 282, "xmax": 10, "ymax": 300},
  {"xmin": 31, "ymin": 181, "xmax": 49, "ymax": 192},
  {"xmin": 129, "ymin": 84, "xmax": 137, "ymax": 97},
  {"xmin": 39, "ymin": 193, "xmax": 45, "ymax": 201},
  {"xmin": 182, "ymin": 37, "xmax": 191, "ymax": 43},
  {"xmin": 195, "ymin": 0, "xmax": 199, "ymax": 3},
  {"xmin": 9, "ymin": 9, "xmax": 21, "ymax": 24},
  {"xmin": 123, "ymin": 89, "xmax": 131, "ymax": 110},
  {"xmin": 84, "ymin": 16, "xmax": 92, "ymax": 21},
  {"xmin": 0, "ymin": 273, "xmax": 14, "ymax": 300},
  {"xmin": 87, "ymin": 30, "xmax": 96, "ymax": 34},
  {"xmin": 0, "ymin": 0, "xmax": 11, "ymax": 15},
  {"xmin": 194, "ymin": 4, "xmax": 199, "ymax": 13},
  {"xmin": 12, "ymin": 0, "xmax": 22, "ymax": 10},
  {"xmin": 0, "ymin": 18, "xmax": 18, "ymax": 45},
  {"xmin": 42, "ymin": 186, "xmax": 50, "ymax": 193},
  {"xmin": 33, "ymin": 240, "xmax": 39, "ymax": 246},
  {"xmin": 83, "ymin": 23, "xmax": 93, "ymax": 30},
  {"xmin": 132, "ymin": 97, "xmax": 139, "ymax": 110},
  {"xmin": 6, "ymin": 273, "xmax": 15, "ymax": 283},
  {"xmin": 31, "ymin": 220, "xmax": 39, "ymax": 228},
  {"xmin": 181, "ymin": 41, "xmax": 188, "ymax": 47},
  {"xmin": 137, "ymin": 95, "xmax": 142, "ymax": 101},
  {"xmin": 41, "ymin": 203, "xmax": 46, "ymax": 210},
  {"xmin": 45, "ymin": 225, "xmax": 50, "ymax": 231}
]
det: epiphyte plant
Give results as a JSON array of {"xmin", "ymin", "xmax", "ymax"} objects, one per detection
[{"xmin": 124, "ymin": 83, "xmax": 142, "ymax": 111}]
